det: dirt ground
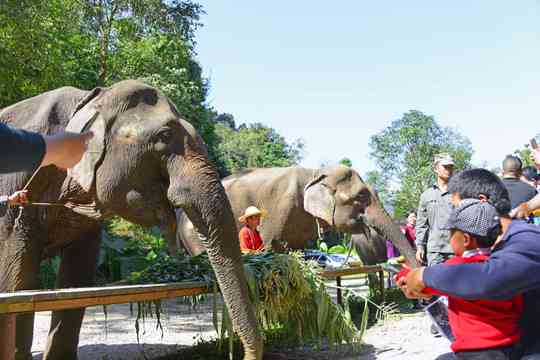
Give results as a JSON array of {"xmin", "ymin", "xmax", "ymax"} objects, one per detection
[{"xmin": 30, "ymin": 280, "xmax": 452, "ymax": 360}]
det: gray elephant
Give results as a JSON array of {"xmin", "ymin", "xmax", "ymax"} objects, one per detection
[
  {"xmin": 177, "ymin": 166, "xmax": 416, "ymax": 265},
  {"xmin": 0, "ymin": 80, "xmax": 262, "ymax": 360}
]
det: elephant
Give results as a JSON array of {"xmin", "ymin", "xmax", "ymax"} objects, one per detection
[
  {"xmin": 0, "ymin": 80, "xmax": 262, "ymax": 360},
  {"xmin": 177, "ymin": 166, "xmax": 416, "ymax": 265}
]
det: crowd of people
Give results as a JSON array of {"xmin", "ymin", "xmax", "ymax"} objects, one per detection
[{"xmin": 395, "ymin": 151, "xmax": 540, "ymax": 360}]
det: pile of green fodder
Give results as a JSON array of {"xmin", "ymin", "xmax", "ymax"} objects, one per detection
[{"xmin": 126, "ymin": 251, "xmax": 365, "ymax": 351}]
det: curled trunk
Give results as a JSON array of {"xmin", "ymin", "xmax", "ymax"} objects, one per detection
[{"xmin": 365, "ymin": 195, "xmax": 419, "ymax": 268}]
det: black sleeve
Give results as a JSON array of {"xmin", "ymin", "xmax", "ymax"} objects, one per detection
[{"xmin": 0, "ymin": 123, "xmax": 46, "ymax": 173}]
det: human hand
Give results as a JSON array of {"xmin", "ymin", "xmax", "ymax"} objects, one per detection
[
  {"xmin": 396, "ymin": 267, "xmax": 431, "ymax": 299},
  {"xmin": 415, "ymin": 248, "xmax": 426, "ymax": 264},
  {"xmin": 41, "ymin": 131, "xmax": 94, "ymax": 169},
  {"xmin": 8, "ymin": 190, "xmax": 28, "ymax": 206},
  {"xmin": 510, "ymin": 202, "xmax": 530, "ymax": 219}
]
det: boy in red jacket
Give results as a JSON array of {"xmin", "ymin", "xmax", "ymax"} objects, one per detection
[{"xmin": 398, "ymin": 199, "xmax": 523, "ymax": 360}]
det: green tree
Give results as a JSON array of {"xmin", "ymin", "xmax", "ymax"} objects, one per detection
[
  {"xmin": 365, "ymin": 170, "xmax": 393, "ymax": 211},
  {"xmin": 214, "ymin": 121, "xmax": 304, "ymax": 176},
  {"xmin": 369, "ymin": 110, "xmax": 473, "ymax": 218},
  {"xmin": 0, "ymin": 0, "xmax": 98, "ymax": 106},
  {"xmin": 0, "ymin": 0, "xmax": 217, "ymax": 155},
  {"xmin": 513, "ymin": 144, "xmax": 535, "ymax": 168},
  {"xmin": 339, "ymin": 158, "xmax": 352, "ymax": 167}
]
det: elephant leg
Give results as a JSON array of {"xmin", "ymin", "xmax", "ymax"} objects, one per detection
[
  {"xmin": 43, "ymin": 224, "xmax": 101, "ymax": 360},
  {"xmin": 0, "ymin": 210, "xmax": 42, "ymax": 360}
]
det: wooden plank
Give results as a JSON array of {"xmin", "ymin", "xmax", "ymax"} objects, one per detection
[
  {"xmin": 0, "ymin": 267, "xmax": 386, "ymax": 316},
  {"xmin": 0, "ymin": 282, "xmax": 210, "ymax": 315},
  {"xmin": 0, "ymin": 281, "xmax": 209, "ymax": 304},
  {"xmin": 319, "ymin": 265, "xmax": 383, "ymax": 278}
]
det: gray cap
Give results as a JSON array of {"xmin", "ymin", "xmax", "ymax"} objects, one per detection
[
  {"xmin": 434, "ymin": 153, "xmax": 455, "ymax": 166},
  {"xmin": 443, "ymin": 199, "xmax": 500, "ymax": 237}
]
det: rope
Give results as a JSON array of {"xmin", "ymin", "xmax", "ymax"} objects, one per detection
[{"xmin": 13, "ymin": 167, "xmax": 73, "ymax": 229}]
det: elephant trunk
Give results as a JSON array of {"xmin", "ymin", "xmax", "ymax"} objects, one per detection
[
  {"xmin": 365, "ymin": 196, "xmax": 419, "ymax": 268},
  {"xmin": 169, "ymin": 157, "xmax": 263, "ymax": 360}
]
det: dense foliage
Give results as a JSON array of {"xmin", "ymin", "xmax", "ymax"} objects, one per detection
[
  {"xmin": 213, "ymin": 120, "xmax": 304, "ymax": 176},
  {"xmin": 369, "ymin": 110, "xmax": 473, "ymax": 218},
  {"xmin": 0, "ymin": 0, "xmax": 300, "ymax": 177}
]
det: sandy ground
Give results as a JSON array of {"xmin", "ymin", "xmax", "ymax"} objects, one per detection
[{"xmin": 29, "ymin": 280, "xmax": 452, "ymax": 360}]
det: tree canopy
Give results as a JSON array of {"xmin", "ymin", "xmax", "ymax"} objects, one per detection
[
  {"xmin": 369, "ymin": 110, "xmax": 473, "ymax": 218},
  {"xmin": 213, "ymin": 117, "xmax": 304, "ymax": 176},
  {"xmin": 0, "ymin": 0, "xmax": 300, "ymax": 177}
]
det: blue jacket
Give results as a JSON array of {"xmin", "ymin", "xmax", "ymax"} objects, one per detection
[
  {"xmin": 0, "ymin": 122, "xmax": 46, "ymax": 216},
  {"xmin": 0, "ymin": 122, "xmax": 45, "ymax": 174},
  {"xmin": 424, "ymin": 220, "xmax": 540, "ymax": 351}
]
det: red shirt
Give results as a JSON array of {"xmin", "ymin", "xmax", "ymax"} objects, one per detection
[
  {"xmin": 398, "ymin": 254, "xmax": 523, "ymax": 352},
  {"xmin": 239, "ymin": 227, "xmax": 264, "ymax": 252},
  {"xmin": 401, "ymin": 224, "xmax": 416, "ymax": 248}
]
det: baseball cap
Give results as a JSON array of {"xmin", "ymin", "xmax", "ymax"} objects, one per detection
[
  {"xmin": 434, "ymin": 153, "xmax": 455, "ymax": 166},
  {"xmin": 443, "ymin": 199, "xmax": 500, "ymax": 237}
]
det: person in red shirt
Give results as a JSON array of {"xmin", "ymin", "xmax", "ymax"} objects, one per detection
[
  {"xmin": 238, "ymin": 206, "xmax": 266, "ymax": 253},
  {"xmin": 398, "ymin": 199, "xmax": 523, "ymax": 359},
  {"xmin": 401, "ymin": 212, "xmax": 417, "ymax": 249}
]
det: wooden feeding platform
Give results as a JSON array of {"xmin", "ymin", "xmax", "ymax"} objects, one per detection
[
  {"xmin": 0, "ymin": 281, "xmax": 211, "ymax": 360},
  {"xmin": 0, "ymin": 281, "xmax": 210, "ymax": 315},
  {"xmin": 320, "ymin": 265, "xmax": 386, "ymax": 305}
]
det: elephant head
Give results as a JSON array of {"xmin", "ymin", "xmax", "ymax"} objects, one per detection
[
  {"xmin": 66, "ymin": 80, "xmax": 263, "ymax": 359},
  {"xmin": 304, "ymin": 165, "xmax": 371, "ymax": 235},
  {"xmin": 304, "ymin": 165, "xmax": 417, "ymax": 266}
]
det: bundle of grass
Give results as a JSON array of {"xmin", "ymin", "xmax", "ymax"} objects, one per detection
[{"xmin": 215, "ymin": 252, "xmax": 364, "ymax": 353}]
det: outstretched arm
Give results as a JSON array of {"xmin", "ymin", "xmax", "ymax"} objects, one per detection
[
  {"xmin": 0, "ymin": 123, "xmax": 93, "ymax": 173},
  {"xmin": 0, "ymin": 123, "xmax": 46, "ymax": 173},
  {"xmin": 423, "ymin": 235, "xmax": 540, "ymax": 300}
]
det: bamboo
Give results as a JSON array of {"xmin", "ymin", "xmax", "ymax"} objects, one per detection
[{"xmin": 319, "ymin": 265, "xmax": 383, "ymax": 278}]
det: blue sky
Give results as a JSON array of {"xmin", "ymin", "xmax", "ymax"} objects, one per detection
[{"xmin": 194, "ymin": 1, "xmax": 540, "ymax": 175}]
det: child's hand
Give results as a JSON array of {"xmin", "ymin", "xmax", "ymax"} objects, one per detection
[
  {"xmin": 8, "ymin": 190, "xmax": 29, "ymax": 206},
  {"xmin": 395, "ymin": 265, "xmax": 411, "ymax": 283}
]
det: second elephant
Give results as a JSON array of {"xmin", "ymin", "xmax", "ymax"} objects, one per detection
[{"xmin": 177, "ymin": 166, "xmax": 416, "ymax": 265}]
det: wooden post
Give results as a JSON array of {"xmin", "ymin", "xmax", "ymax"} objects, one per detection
[
  {"xmin": 0, "ymin": 314, "xmax": 15, "ymax": 360},
  {"xmin": 336, "ymin": 276, "xmax": 342, "ymax": 306},
  {"xmin": 378, "ymin": 271, "xmax": 385, "ymax": 303}
]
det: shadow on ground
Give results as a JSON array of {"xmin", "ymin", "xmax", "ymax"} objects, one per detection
[
  {"xmin": 33, "ymin": 343, "xmax": 185, "ymax": 360},
  {"xmin": 31, "ymin": 343, "xmax": 385, "ymax": 360}
]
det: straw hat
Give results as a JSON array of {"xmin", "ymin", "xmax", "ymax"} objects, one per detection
[{"xmin": 238, "ymin": 206, "xmax": 267, "ymax": 223}]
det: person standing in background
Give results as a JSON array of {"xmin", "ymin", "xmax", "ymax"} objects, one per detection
[
  {"xmin": 501, "ymin": 155, "xmax": 536, "ymax": 210},
  {"xmin": 415, "ymin": 153, "xmax": 454, "ymax": 266},
  {"xmin": 401, "ymin": 212, "xmax": 417, "ymax": 249}
]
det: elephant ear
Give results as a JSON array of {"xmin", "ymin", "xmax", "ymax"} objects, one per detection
[
  {"xmin": 304, "ymin": 174, "xmax": 335, "ymax": 226},
  {"xmin": 65, "ymin": 88, "xmax": 107, "ymax": 193}
]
